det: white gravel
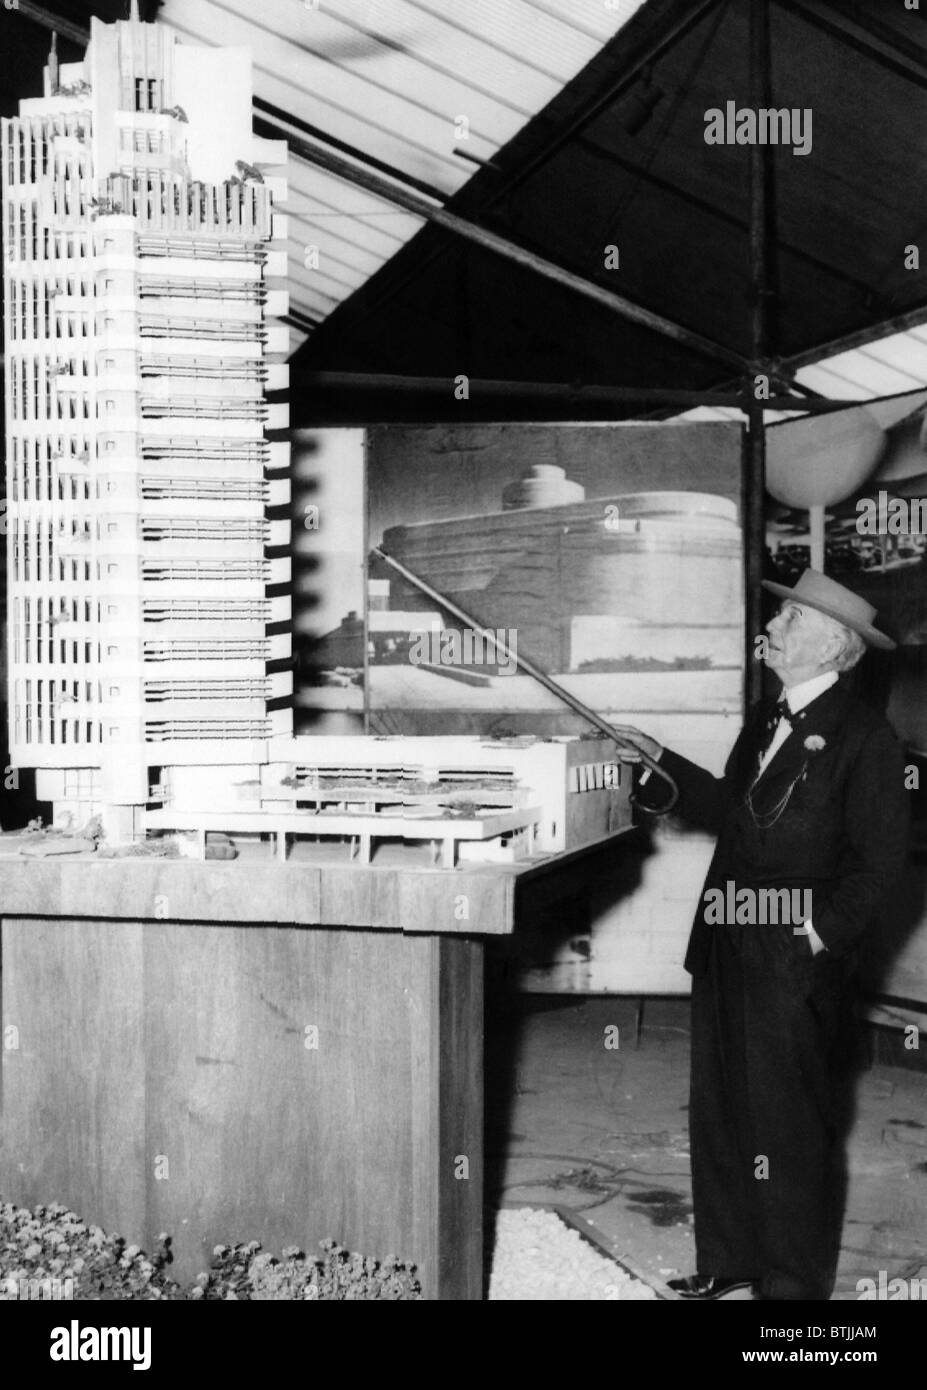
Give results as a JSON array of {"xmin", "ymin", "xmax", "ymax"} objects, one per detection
[{"xmin": 488, "ymin": 1208, "xmax": 658, "ymax": 1301}]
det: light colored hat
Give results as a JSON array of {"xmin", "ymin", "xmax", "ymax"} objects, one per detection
[{"xmin": 761, "ymin": 568, "xmax": 896, "ymax": 651}]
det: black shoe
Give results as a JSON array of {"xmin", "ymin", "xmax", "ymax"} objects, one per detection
[{"xmin": 667, "ymin": 1274, "xmax": 755, "ymax": 1300}]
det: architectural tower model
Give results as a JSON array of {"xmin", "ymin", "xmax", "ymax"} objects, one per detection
[{"xmin": 2, "ymin": 7, "xmax": 291, "ymax": 841}]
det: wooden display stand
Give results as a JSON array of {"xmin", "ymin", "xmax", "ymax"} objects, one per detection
[{"xmin": 0, "ymin": 847, "xmax": 623, "ymax": 1299}]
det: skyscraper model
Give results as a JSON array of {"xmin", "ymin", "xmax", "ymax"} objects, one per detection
[{"xmin": 2, "ymin": 6, "xmax": 292, "ymax": 842}]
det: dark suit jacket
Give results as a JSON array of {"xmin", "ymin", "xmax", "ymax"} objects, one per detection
[{"xmin": 637, "ymin": 680, "xmax": 910, "ymax": 976}]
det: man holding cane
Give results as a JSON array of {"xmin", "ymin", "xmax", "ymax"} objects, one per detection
[{"xmin": 615, "ymin": 569, "xmax": 909, "ymax": 1302}]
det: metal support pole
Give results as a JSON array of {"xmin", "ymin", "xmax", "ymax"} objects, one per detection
[
  {"xmin": 780, "ymin": 304, "xmax": 927, "ymax": 373},
  {"xmin": 15, "ymin": 1, "xmax": 91, "ymax": 46},
  {"xmin": 744, "ymin": 402, "xmax": 768, "ymax": 704},
  {"xmin": 745, "ymin": 0, "xmax": 775, "ymax": 708},
  {"xmin": 293, "ymin": 370, "xmax": 872, "ymax": 414}
]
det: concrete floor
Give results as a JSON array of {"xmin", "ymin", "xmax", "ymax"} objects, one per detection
[{"xmin": 485, "ymin": 994, "xmax": 927, "ymax": 1300}]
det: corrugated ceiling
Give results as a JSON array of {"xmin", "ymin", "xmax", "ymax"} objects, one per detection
[{"xmin": 159, "ymin": 0, "xmax": 649, "ymax": 354}]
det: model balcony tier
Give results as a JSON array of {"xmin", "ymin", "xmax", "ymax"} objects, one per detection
[
  {"xmin": 137, "ymin": 276, "xmax": 267, "ymax": 300},
  {"xmin": 138, "ymin": 437, "xmax": 271, "ymax": 462},
  {"xmin": 142, "ymin": 640, "xmax": 274, "ymax": 662},
  {"xmin": 139, "ymin": 477, "xmax": 270, "ymax": 501},
  {"xmin": 136, "ymin": 235, "xmax": 268, "ymax": 262}
]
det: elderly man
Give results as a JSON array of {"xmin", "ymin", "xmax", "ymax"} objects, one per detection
[{"xmin": 616, "ymin": 569, "xmax": 909, "ymax": 1302}]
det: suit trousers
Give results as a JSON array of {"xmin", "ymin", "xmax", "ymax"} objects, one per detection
[{"xmin": 689, "ymin": 919, "xmax": 854, "ymax": 1300}]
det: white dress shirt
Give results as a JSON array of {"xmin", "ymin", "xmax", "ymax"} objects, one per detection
[
  {"xmin": 758, "ymin": 668, "xmax": 838, "ymax": 955},
  {"xmin": 757, "ymin": 669, "xmax": 838, "ymax": 776}
]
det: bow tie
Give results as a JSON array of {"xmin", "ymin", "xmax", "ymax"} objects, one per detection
[
  {"xmin": 759, "ymin": 697, "xmax": 799, "ymax": 744},
  {"xmin": 755, "ymin": 697, "xmax": 799, "ymax": 768},
  {"xmin": 766, "ymin": 697, "xmax": 807, "ymax": 734}
]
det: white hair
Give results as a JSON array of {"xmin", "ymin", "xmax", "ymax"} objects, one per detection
[{"xmin": 818, "ymin": 612, "xmax": 867, "ymax": 672}]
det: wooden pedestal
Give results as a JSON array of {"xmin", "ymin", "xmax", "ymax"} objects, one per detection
[{"xmin": 0, "ymin": 860, "xmax": 497, "ymax": 1299}]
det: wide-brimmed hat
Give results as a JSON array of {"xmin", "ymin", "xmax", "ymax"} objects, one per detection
[{"xmin": 762, "ymin": 568, "xmax": 896, "ymax": 651}]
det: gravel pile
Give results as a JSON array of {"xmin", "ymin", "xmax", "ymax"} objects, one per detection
[{"xmin": 488, "ymin": 1207, "xmax": 658, "ymax": 1301}]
